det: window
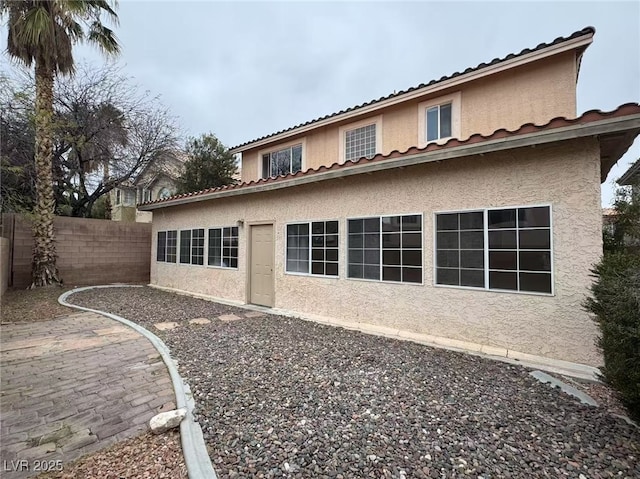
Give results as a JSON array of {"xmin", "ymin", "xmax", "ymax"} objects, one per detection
[
  {"xmin": 262, "ymin": 144, "xmax": 302, "ymax": 179},
  {"xmin": 157, "ymin": 230, "xmax": 177, "ymax": 263},
  {"xmin": 286, "ymin": 221, "xmax": 339, "ymax": 277},
  {"xmin": 426, "ymin": 103, "xmax": 452, "ymax": 142},
  {"xmin": 115, "ymin": 189, "xmax": 122, "ymax": 205},
  {"xmin": 143, "ymin": 189, "xmax": 152, "ymax": 202},
  {"xmin": 435, "ymin": 205, "xmax": 553, "ymax": 294},
  {"xmin": 208, "ymin": 227, "xmax": 239, "ymax": 268},
  {"xmin": 179, "ymin": 229, "xmax": 204, "ymax": 265},
  {"xmin": 347, "ymin": 214, "xmax": 422, "ymax": 284},
  {"xmin": 418, "ymin": 92, "xmax": 461, "ymax": 147},
  {"xmin": 123, "ymin": 189, "xmax": 135, "ymax": 206},
  {"xmin": 345, "ymin": 123, "xmax": 377, "ymax": 162},
  {"xmin": 158, "ymin": 187, "xmax": 171, "ymax": 199}
]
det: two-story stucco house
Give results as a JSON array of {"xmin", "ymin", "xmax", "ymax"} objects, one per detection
[
  {"xmin": 139, "ymin": 27, "xmax": 640, "ymax": 367},
  {"xmin": 111, "ymin": 150, "xmax": 186, "ymax": 222}
]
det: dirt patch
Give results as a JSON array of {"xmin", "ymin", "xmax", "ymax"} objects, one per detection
[
  {"xmin": 1, "ymin": 286, "xmax": 73, "ymax": 323},
  {"xmin": 36, "ymin": 431, "xmax": 187, "ymax": 479}
]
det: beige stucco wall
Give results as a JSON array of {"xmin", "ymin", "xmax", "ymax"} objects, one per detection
[
  {"xmin": 241, "ymin": 52, "xmax": 577, "ymax": 183},
  {"xmin": 153, "ymin": 138, "xmax": 602, "ymax": 365}
]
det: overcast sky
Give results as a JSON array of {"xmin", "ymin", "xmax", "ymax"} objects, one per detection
[{"xmin": 2, "ymin": 1, "xmax": 638, "ymax": 206}]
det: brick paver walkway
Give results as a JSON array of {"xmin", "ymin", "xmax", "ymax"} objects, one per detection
[{"xmin": 0, "ymin": 312, "xmax": 176, "ymax": 478}]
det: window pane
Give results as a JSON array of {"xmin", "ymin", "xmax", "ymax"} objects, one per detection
[
  {"xmin": 402, "ymin": 250, "xmax": 422, "ymax": 267},
  {"xmin": 326, "ymin": 235, "xmax": 339, "ymax": 247},
  {"xmin": 437, "ymin": 231, "xmax": 459, "ymax": 249},
  {"xmin": 326, "ymin": 221, "xmax": 338, "ymax": 234},
  {"xmin": 349, "ymin": 249, "xmax": 363, "ymax": 263},
  {"xmin": 312, "ymin": 235, "xmax": 324, "ymax": 247},
  {"xmin": 229, "ymin": 258, "xmax": 238, "ymax": 268},
  {"xmin": 326, "ymin": 263, "xmax": 338, "ymax": 276},
  {"xmin": 519, "ymin": 229, "xmax": 550, "ymax": 249},
  {"xmin": 157, "ymin": 232, "xmax": 167, "ymax": 262},
  {"xmin": 519, "ymin": 251, "xmax": 551, "ymax": 272},
  {"xmin": 489, "ymin": 271, "xmax": 517, "ymax": 290},
  {"xmin": 383, "ymin": 249, "xmax": 401, "ymax": 266},
  {"xmin": 180, "ymin": 231, "xmax": 191, "ymax": 263},
  {"xmin": 312, "ymin": 222, "xmax": 324, "ymax": 234},
  {"xmin": 349, "ymin": 219, "xmax": 364, "ymax": 233},
  {"xmin": 364, "ymin": 233, "xmax": 380, "ymax": 248},
  {"xmin": 326, "ymin": 249, "xmax": 338, "ymax": 262},
  {"xmin": 402, "ymin": 232, "xmax": 422, "ymax": 249},
  {"xmin": 461, "ymin": 269, "xmax": 484, "ymax": 288},
  {"xmin": 382, "ymin": 233, "xmax": 400, "ymax": 248},
  {"xmin": 402, "ymin": 267, "xmax": 422, "ymax": 283},
  {"xmin": 312, "ymin": 249, "xmax": 324, "ymax": 261},
  {"xmin": 459, "ymin": 212, "xmax": 483, "ymax": 230},
  {"xmin": 460, "ymin": 231, "xmax": 483, "ymax": 249},
  {"xmin": 488, "ymin": 209, "xmax": 516, "ymax": 229},
  {"xmin": 437, "ymin": 250, "xmax": 459, "ymax": 268},
  {"xmin": 519, "ymin": 272, "xmax": 552, "ymax": 293},
  {"xmin": 436, "ymin": 213, "xmax": 458, "ymax": 231},
  {"xmin": 364, "ymin": 218, "xmax": 380, "ymax": 232},
  {"xmin": 348, "ymin": 264, "xmax": 363, "ymax": 279},
  {"xmin": 427, "ymin": 107, "xmax": 439, "ymax": 141},
  {"xmin": 262, "ymin": 154, "xmax": 270, "ymax": 178},
  {"xmin": 402, "ymin": 215, "xmax": 421, "ymax": 231},
  {"xmin": 167, "ymin": 231, "xmax": 177, "ymax": 263},
  {"xmin": 348, "ymin": 234, "xmax": 363, "ymax": 248},
  {"xmin": 437, "ymin": 268, "xmax": 459, "ymax": 286},
  {"xmin": 460, "ymin": 250, "xmax": 483, "ymax": 269},
  {"xmin": 292, "ymin": 145, "xmax": 302, "ymax": 173},
  {"xmin": 382, "ymin": 216, "xmax": 401, "ymax": 232},
  {"xmin": 311, "ymin": 262, "xmax": 324, "ymax": 275},
  {"xmin": 345, "ymin": 124, "xmax": 377, "ymax": 161},
  {"xmin": 364, "ymin": 249, "xmax": 380, "ymax": 265},
  {"xmin": 298, "ymin": 248, "xmax": 309, "ymax": 261},
  {"xmin": 489, "ymin": 251, "xmax": 517, "ymax": 270},
  {"xmin": 363, "ymin": 265, "xmax": 380, "ymax": 280},
  {"xmin": 489, "ymin": 230, "xmax": 517, "ymax": 249},
  {"xmin": 382, "ymin": 266, "xmax": 401, "ymax": 282},
  {"xmin": 440, "ymin": 103, "xmax": 452, "ymax": 138},
  {"xmin": 518, "ymin": 207, "xmax": 550, "ymax": 228}
]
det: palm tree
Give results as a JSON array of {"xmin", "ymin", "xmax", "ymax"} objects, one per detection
[{"xmin": 2, "ymin": 0, "xmax": 120, "ymax": 287}]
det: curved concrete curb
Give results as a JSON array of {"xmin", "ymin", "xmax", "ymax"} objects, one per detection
[{"xmin": 59, "ymin": 284, "xmax": 217, "ymax": 479}]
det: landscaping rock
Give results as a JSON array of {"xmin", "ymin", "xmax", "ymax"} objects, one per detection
[
  {"xmin": 188, "ymin": 317, "xmax": 211, "ymax": 325},
  {"xmin": 218, "ymin": 314, "xmax": 241, "ymax": 322},
  {"xmin": 149, "ymin": 408, "xmax": 187, "ymax": 434},
  {"xmin": 154, "ymin": 322, "xmax": 179, "ymax": 331}
]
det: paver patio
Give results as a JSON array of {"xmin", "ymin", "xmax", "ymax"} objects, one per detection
[{"xmin": 0, "ymin": 311, "xmax": 176, "ymax": 478}]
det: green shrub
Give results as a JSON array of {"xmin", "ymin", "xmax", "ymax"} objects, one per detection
[{"xmin": 584, "ymin": 252, "xmax": 640, "ymax": 422}]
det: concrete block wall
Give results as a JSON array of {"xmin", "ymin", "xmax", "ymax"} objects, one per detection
[
  {"xmin": 3, "ymin": 214, "xmax": 151, "ymax": 288},
  {"xmin": 0, "ymin": 237, "xmax": 9, "ymax": 296}
]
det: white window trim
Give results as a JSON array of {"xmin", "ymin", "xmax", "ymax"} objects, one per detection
[
  {"xmin": 345, "ymin": 212, "xmax": 424, "ymax": 286},
  {"xmin": 284, "ymin": 219, "xmax": 340, "ymax": 279},
  {"xmin": 432, "ymin": 203, "xmax": 554, "ymax": 296},
  {"xmin": 338, "ymin": 115, "xmax": 383, "ymax": 164},
  {"xmin": 206, "ymin": 226, "xmax": 240, "ymax": 270},
  {"xmin": 418, "ymin": 91, "xmax": 461, "ymax": 148},
  {"xmin": 257, "ymin": 137, "xmax": 307, "ymax": 180}
]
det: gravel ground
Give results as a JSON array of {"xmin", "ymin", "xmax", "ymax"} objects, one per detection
[
  {"xmin": 1, "ymin": 285, "xmax": 73, "ymax": 323},
  {"xmin": 36, "ymin": 431, "xmax": 187, "ymax": 479},
  {"xmin": 68, "ymin": 286, "xmax": 640, "ymax": 479}
]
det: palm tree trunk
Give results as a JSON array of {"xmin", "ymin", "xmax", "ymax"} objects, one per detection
[{"xmin": 31, "ymin": 62, "xmax": 61, "ymax": 287}]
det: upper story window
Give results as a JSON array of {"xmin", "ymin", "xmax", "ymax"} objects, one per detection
[
  {"xmin": 142, "ymin": 189, "xmax": 152, "ymax": 203},
  {"xmin": 426, "ymin": 103, "xmax": 452, "ymax": 141},
  {"xmin": 115, "ymin": 189, "xmax": 135, "ymax": 206},
  {"xmin": 158, "ymin": 187, "xmax": 171, "ymax": 199},
  {"xmin": 339, "ymin": 115, "xmax": 382, "ymax": 164},
  {"xmin": 262, "ymin": 144, "xmax": 302, "ymax": 179},
  {"xmin": 418, "ymin": 92, "xmax": 461, "ymax": 147},
  {"xmin": 345, "ymin": 124, "xmax": 376, "ymax": 161}
]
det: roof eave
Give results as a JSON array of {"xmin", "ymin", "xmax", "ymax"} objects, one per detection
[
  {"xmin": 617, "ymin": 158, "xmax": 640, "ymax": 185},
  {"xmin": 229, "ymin": 32, "xmax": 594, "ymax": 154},
  {"xmin": 140, "ymin": 113, "xmax": 640, "ymax": 212}
]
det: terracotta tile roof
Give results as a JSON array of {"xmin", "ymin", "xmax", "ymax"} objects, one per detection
[
  {"xmin": 230, "ymin": 26, "xmax": 595, "ymax": 151},
  {"xmin": 139, "ymin": 103, "xmax": 640, "ymax": 209}
]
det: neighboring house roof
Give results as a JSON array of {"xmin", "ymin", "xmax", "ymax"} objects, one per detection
[
  {"xmin": 618, "ymin": 158, "xmax": 640, "ymax": 185},
  {"xmin": 133, "ymin": 150, "xmax": 187, "ymax": 187},
  {"xmin": 229, "ymin": 26, "xmax": 595, "ymax": 153},
  {"xmin": 139, "ymin": 103, "xmax": 640, "ymax": 211}
]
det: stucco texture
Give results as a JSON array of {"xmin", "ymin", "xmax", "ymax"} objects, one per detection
[
  {"xmin": 152, "ymin": 138, "xmax": 602, "ymax": 366},
  {"xmin": 240, "ymin": 52, "xmax": 577, "ymax": 183}
]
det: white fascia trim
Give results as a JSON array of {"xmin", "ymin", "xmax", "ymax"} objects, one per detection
[
  {"xmin": 140, "ymin": 114, "xmax": 640, "ymax": 212},
  {"xmin": 229, "ymin": 35, "xmax": 593, "ymax": 154}
]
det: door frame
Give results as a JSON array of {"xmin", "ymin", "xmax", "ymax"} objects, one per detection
[{"xmin": 246, "ymin": 221, "xmax": 276, "ymax": 307}]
